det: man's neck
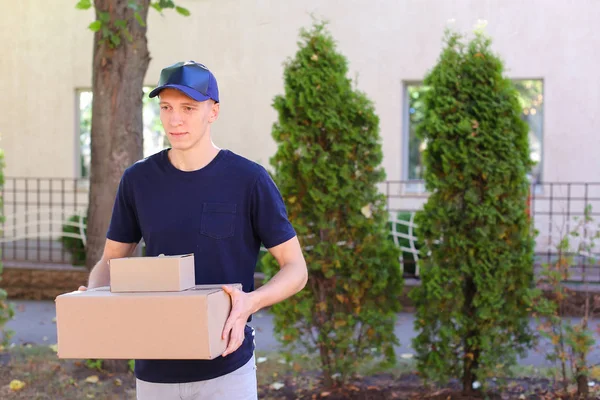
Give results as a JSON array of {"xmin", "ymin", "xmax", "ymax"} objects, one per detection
[{"xmin": 168, "ymin": 140, "xmax": 221, "ymax": 172}]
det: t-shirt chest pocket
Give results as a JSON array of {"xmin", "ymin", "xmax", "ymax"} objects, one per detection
[{"xmin": 200, "ymin": 202, "xmax": 237, "ymax": 239}]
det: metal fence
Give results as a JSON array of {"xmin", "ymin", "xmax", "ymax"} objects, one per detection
[
  {"xmin": 0, "ymin": 178, "xmax": 89, "ymax": 265},
  {"xmin": 1, "ymin": 178, "xmax": 600, "ymax": 282},
  {"xmin": 382, "ymin": 180, "xmax": 600, "ymax": 281}
]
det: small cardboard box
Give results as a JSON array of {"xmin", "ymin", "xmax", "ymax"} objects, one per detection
[
  {"xmin": 109, "ymin": 253, "xmax": 195, "ymax": 292},
  {"xmin": 55, "ymin": 284, "xmax": 239, "ymax": 360}
]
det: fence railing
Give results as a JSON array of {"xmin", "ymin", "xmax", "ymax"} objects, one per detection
[
  {"xmin": 0, "ymin": 178, "xmax": 89, "ymax": 265},
  {"xmin": 1, "ymin": 178, "xmax": 599, "ymax": 282},
  {"xmin": 381, "ymin": 180, "xmax": 600, "ymax": 281}
]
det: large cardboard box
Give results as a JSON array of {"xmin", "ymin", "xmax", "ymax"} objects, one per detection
[
  {"xmin": 109, "ymin": 253, "xmax": 195, "ymax": 292},
  {"xmin": 55, "ymin": 284, "xmax": 238, "ymax": 360}
]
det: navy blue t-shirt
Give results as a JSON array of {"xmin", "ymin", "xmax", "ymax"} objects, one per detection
[{"xmin": 106, "ymin": 149, "xmax": 296, "ymax": 383}]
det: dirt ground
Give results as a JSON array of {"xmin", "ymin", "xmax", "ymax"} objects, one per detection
[{"xmin": 0, "ymin": 345, "xmax": 597, "ymax": 399}]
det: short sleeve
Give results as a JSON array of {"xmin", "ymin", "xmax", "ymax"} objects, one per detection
[
  {"xmin": 106, "ymin": 170, "xmax": 142, "ymax": 244},
  {"xmin": 250, "ymin": 167, "xmax": 296, "ymax": 249}
]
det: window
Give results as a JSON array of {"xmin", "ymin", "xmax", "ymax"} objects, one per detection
[
  {"xmin": 77, "ymin": 87, "xmax": 168, "ymax": 178},
  {"xmin": 404, "ymin": 79, "xmax": 544, "ymax": 184}
]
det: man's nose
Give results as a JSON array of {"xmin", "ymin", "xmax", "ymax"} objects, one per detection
[{"xmin": 169, "ymin": 112, "xmax": 183, "ymax": 126}]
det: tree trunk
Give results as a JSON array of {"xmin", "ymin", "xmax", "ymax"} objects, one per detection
[
  {"xmin": 86, "ymin": 0, "xmax": 150, "ymax": 270},
  {"xmin": 104, "ymin": 359, "xmax": 131, "ymax": 373},
  {"xmin": 462, "ymin": 275, "xmax": 480, "ymax": 395},
  {"xmin": 577, "ymin": 372, "xmax": 589, "ymax": 399},
  {"xmin": 86, "ymin": 0, "xmax": 150, "ymax": 373},
  {"xmin": 319, "ymin": 342, "xmax": 334, "ymax": 388}
]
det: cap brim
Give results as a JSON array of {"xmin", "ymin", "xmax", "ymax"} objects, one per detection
[{"xmin": 148, "ymin": 84, "xmax": 211, "ymax": 102}]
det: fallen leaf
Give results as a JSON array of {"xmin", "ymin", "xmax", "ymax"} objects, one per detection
[
  {"xmin": 9, "ymin": 380, "xmax": 26, "ymax": 391},
  {"xmin": 49, "ymin": 344, "xmax": 58, "ymax": 353},
  {"xmin": 270, "ymin": 382, "xmax": 285, "ymax": 390},
  {"xmin": 320, "ymin": 391, "xmax": 330, "ymax": 397},
  {"xmin": 85, "ymin": 375, "xmax": 99, "ymax": 384},
  {"xmin": 334, "ymin": 319, "xmax": 347, "ymax": 329},
  {"xmin": 0, "ymin": 345, "xmax": 4, "ymax": 351},
  {"xmin": 86, "ymin": 394, "xmax": 95, "ymax": 399},
  {"xmin": 311, "ymin": 54, "xmax": 319, "ymax": 61},
  {"xmin": 256, "ymin": 357, "xmax": 267, "ymax": 364},
  {"xmin": 114, "ymin": 378, "xmax": 122, "ymax": 386}
]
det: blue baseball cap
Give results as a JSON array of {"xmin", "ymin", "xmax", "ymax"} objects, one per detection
[{"xmin": 149, "ymin": 61, "xmax": 219, "ymax": 103}]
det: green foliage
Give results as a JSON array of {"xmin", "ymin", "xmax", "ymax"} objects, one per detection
[
  {"xmin": 410, "ymin": 27, "xmax": 536, "ymax": 393},
  {"xmin": 75, "ymin": 0, "xmax": 190, "ymax": 49},
  {"xmin": 407, "ymin": 80, "xmax": 543, "ymax": 181},
  {"xmin": 85, "ymin": 358, "xmax": 136, "ymax": 374},
  {"xmin": 261, "ymin": 20, "xmax": 403, "ymax": 387},
  {"xmin": 534, "ymin": 205, "xmax": 600, "ymax": 395},
  {"xmin": 86, "ymin": 358, "xmax": 103, "ymax": 371},
  {"xmin": 254, "ymin": 247, "xmax": 269, "ymax": 273},
  {"xmin": 59, "ymin": 214, "xmax": 87, "ymax": 267},
  {"xmin": 0, "ymin": 147, "xmax": 15, "ymax": 349}
]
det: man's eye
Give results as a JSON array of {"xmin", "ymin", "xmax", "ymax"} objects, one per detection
[
  {"xmin": 184, "ymin": 107, "xmax": 193, "ymax": 111},
  {"xmin": 160, "ymin": 106, "xmax": 169, "ymax": 110}
]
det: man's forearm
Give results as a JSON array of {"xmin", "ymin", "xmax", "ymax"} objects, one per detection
[
  {"xmin": 87, "ymin": 259, "xmax": 110, "ymax": 289},
  {"xmin": 248, "ymin": 261, "xmax": 307, "ymax": 314}
]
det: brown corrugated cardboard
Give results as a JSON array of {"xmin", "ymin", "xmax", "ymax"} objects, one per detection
[
  {"xmin": 55, "ymin": 284, "xmax": 241, "ymax": 360},
  {"xmin": 109, "ymin": 253, "xmax": 195, "ymax": 292}
]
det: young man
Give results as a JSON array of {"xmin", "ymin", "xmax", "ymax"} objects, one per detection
[{"xmin": 79, "ymin": 61, "xmax": 308, "ymax": 399}]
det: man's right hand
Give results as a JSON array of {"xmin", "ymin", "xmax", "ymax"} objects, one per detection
[{"xmin": 78, "ymin": 286, "xmax": 87, "ymax": 291}]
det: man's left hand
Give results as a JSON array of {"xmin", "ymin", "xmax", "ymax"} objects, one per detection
[{"xmin": 221, "ymin": 285, "xmax": 257, "ymax": 357}]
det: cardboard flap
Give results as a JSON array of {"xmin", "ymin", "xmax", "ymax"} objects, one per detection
[
  {"xmin": 188, "ymin": 283, "xmax": 243, "ymax": 292},
  {"xmin": 87, "ymin": 286, "xmax": 110, "ymax": 292},
  {"xmin": 156, "ymin": 253, "xmax": 194, "ymax": 259},
  {"xmin": 109, "ymin": 253, "xmax": 194, "ymax": 264}
]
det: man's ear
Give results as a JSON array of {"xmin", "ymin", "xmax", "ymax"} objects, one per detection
[{"xmin": 209, "ymin": 101, "xmax": 220, "ymax": 123}]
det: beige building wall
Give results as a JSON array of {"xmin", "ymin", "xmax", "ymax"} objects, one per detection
[
  {"xmin": 1, "ymin": 0, "xmax": 599, "ymax": 264},
  {"xmin": 1, "ymin": 0, "xmax": 598, "ymax": 183}
]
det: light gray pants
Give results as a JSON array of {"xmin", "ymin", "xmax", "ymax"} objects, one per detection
[{"xmin": 136, "ymin": 355, "xmax": 257, "ymax": 400}]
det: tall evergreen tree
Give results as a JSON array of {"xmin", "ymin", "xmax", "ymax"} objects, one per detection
[
  {"xmin": 410, "ymin": 27, "xmax": 536, "ymax": 394},
  {"xmin": 261, "ymin": 21, "xmax": 403, "ymax": 387}
]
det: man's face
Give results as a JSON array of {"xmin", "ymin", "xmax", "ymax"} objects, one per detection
[{"xmin": 158, "ymin": 88, "xmax": 219, "ymax": 151}]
